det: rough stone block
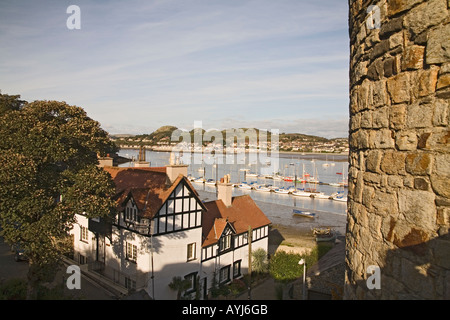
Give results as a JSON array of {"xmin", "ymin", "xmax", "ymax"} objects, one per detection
[
  {"xmin": 381, "ymin": 150, "xmax": 406, "ymax": 174},
  {"xmin": 388, "ymin": 0, "xmax": 423, "ymax": 17},
  {"xmin": 434, "ymin": 153, "xmax": 450, "ymax": 176},
  {"xmin": 380, "ymin": 17, "xmax": 404, "ymax": 38},
  {"xmin": 373, "ymin": 107, "xmax": 389, "ymax": 128},
  {"xmin": 418, "ymin": 66, "xmax": 439, "ymax": 97},
  {"xmin": 387, "ymin": 73, "xmax": 411, "ymax": 103},
  {"xmin": 432, "ymin": 99, "xmax": 449, "ymax": 126},
  {"xmin": 395, "ymin": 130, "xmax": 418, "ymax": 150},
  {"xmin": 406, "ymin": 100, "xmax": 433, "ymax": 128},
  {"xmin": 437, "ymin": 73, "xmax": 450, "ymax": 90},
  {"xmin": 431, "ymin": 174, "xmax": 450, "ymax": 197},
  {"xmin": 389, "ymin": 104, "xmax": 407, "ymax": 129},
  {"xmin": 398, "ymin": 189, "xmax": 436, "ymax": 230},
  {"xmin": 360, "ymin": 110, "xmax": 373, "ymax": 128},
  {"xmin": 427, "ymin": 23, "xmax": 450, "ymax": 64},
  {"xmin": 425, "ymin": 129, "xmax": 450, "ymax": 152},
  {"xmin": 405, "ymin": 152, "xmax": 433, "ymax": 175},
  {"xmin": 351, "ymin": 129, "xmax": 370, "ymax": 149},
  {"xmin": 370, "ymin": 129, "xmax": 395, "ymax": 149},
  {"xmin": 414, "ymin": 177, "xmax": 430, "ymax": 190},
  {"xmin": 372, "ymin": 80, "xmax": 388, "ymax": 107},
  {"xmin": 404, "ymin": 0, "xmax": 448, "ymax": 36},
  {"xmin": 389, "ymin": 31, "xmax": 404, "ymax": 50},
  {"xmin": 366, "ymin": 150, "xmax": 382, "ymax": 173},
  {"xmin": 367, "ymin": 58, "xmax": 384, "ymax": 80},
  {"xmin": 402, "ymin": 45, "xmax": 425, "ymax": 70}
]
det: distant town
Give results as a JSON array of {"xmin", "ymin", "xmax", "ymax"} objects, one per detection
[{"xmin": 111, "ymin": 125, "xmax": 350, "ymax": 154}]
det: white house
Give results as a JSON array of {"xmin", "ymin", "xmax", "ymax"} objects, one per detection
[{"xmin": 71, "ymin": 162, "xmax": 270, "ymax": 300}]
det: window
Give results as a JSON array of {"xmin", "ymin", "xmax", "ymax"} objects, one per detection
[
  {"xmin": 219, "ymin": 234, "xmax": 232, "ymax": 252},
  {"xmin": 184, "ymin": 272, "xmax": 197, "ymax": 294},
  {"xmin": 219, "ymin": 265, "xmax": 231, "ymax": 284},
  {"xmin": 233, "ymin": 260, "xmax": 241, "ymax": 278},
  {"xmin": 126, "ymin": 242, "xmax": 137, "ymax": 262},
  {"xmin": 125, "ymin": 277, "xmax": 136, "ymax": 291},
  {"xmin": 80, "ymin": 226, "xmax": 89, "ymax": 242},
  {"xmin": 187, "ymin": 243, "xmax": 196, "ymax": 261}
]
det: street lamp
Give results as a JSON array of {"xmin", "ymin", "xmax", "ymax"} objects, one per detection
[{"xmin": 298, "ymin": 259, "xmax": 307, "ymax": 300}]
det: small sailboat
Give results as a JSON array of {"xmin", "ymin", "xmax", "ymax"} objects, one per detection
[
  {"xmin": 255, "ymin": 185, "xmax": 271, "ymax": 192},
  {"xmin": 193, "ymin": 177, "xmax": 205, "ymax": 183},
  {"xmin": 293, "ymin": 209, "xmax": 316, "ymax": 219},
  {"xmin": 314, "ymin": 192, "xmax": 331, "ymax": 200},
  {"xmin": 274, "ymin": 187, "xmax": 289, "ymax": 194},
  {"xmin": 238, "ymin": 182, "xmax": 252, "ymax": 189}
]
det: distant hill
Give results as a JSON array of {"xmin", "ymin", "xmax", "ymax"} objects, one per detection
[{"xmin": 111, "ymin": 125, "xmax": 349, "ymax": 153}]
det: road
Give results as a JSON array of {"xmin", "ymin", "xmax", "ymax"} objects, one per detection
[{"xmin": 0, "ymin": 235, "xmax": 114, "ymax": 300}]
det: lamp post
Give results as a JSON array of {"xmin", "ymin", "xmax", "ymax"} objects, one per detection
[{"xmin": 298, "ymin": 259, "xmax": 307, "ymax": 300}]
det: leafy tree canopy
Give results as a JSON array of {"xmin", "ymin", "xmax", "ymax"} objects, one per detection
[{"xmin": 0, "ymin": 99, "xmax": 117, "ymax": 298}]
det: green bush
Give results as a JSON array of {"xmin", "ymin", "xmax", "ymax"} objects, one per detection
[
  {"xmin": 269, "ymin": 251, "xmax": 303, "ymax": 283},
  {"xmin": 0, "ymin": 278, "xmax": 27, "ymax": 300},
  {"xmin": 269, "ymin": 243, "xmax": 333, "ymax": 283}
]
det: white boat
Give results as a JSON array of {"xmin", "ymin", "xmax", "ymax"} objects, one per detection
[
  {"xmin": 314, "ymin": 193, "xmax": 331, "ymax": 200},
  {"xmin": 238, "ymin": 183, "xmax": 252, "ymax": 189},
  {"xmin": 205, "ymin": 179, "xmax": 216, "ymax": 185},
  {"xmin": 274, "ymin": 187, "xmax": 289, "ymax": 194},
  {"xmin": 329, "ymin": 182, "xmax": 341, "ymax": 187},
  {"xmin": 246, "ymin": 173, "xmax": 258, "ymax": 178},
  {"xmin": 292, "ymin": 190, "xmax": 314, "ymax": 197},
  {"xmin": 255, "ymin": 185, "xmax": 271, "ymax": 192},
  {"xmin": 193, "ymin": 178, "xmax": 205, "ymax": 183},
  {"xmin": 333, "ymin": 195, "xmax": 348, "ymax": 202},
  {"xmin": 332, "ymin": 191, "xmax": 348, "ymax": 202},
  {"xmin": 293, "ymin": 209, "xmax": 316, "ymax": 219}
]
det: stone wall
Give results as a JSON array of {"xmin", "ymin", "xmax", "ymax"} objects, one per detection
[{"xmin": 345, "ymin": 0, "xmax": 450, "ymax": 299}]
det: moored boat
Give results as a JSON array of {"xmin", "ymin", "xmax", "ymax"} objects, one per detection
[
  {"xmin": 312, "ymin": 227, "xmax": 337, "ymax": 242},
  {"xmin": 293, "ymin": 209, "xmax": 316, "ymax": 219}
]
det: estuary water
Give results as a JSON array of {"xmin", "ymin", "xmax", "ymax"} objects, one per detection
[{"xmin": 118, "ymin": 149, "xmax": 349, "ymax": 234}]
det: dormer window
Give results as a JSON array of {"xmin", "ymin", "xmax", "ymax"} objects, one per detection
[
  {"xmin": 125, "ymin": 203, "xmax": 138, "ymax": 222},
  {"xmin": 219, "ymin": 234, "xmax": 232, "ymax": 252}
]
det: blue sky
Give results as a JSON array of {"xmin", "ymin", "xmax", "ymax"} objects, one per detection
[{"xmin": 0, "ymin": 0, "xmax": 349, "ymax": 138}]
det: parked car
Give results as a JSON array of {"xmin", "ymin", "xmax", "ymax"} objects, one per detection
[{"xmin": 12, "ymin": 243, "xmax": 28, "ymax": 262}]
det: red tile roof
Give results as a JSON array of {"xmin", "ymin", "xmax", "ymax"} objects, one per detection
[
  {"xmin": 202, "ymin": 195, "xmax": 271, "ymax": 247},
  {"xmin": 103, "ymin": 166, "xmax": 202, "ymax": 219}
]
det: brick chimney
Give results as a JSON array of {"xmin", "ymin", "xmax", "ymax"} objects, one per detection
[
  {"xmin": 97, "ymin": 154, "xmax": 113, "ymax": 167},
  {"xmin": 165, "ymin": 152, "xmax": 188, "ymax": 185},
  {"xmin": 217, "ymin": 174, "xmax": 233, "ymax": 207}
]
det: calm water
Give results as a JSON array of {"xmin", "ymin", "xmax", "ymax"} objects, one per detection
[{"xmin": 118, "ymin": 149, "xmax": 348, "ymax": 221}]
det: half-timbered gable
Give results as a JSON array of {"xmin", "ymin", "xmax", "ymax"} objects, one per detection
[{"xmin": 153, "ymin": 178, "xmax": 204, "ymax": 236}]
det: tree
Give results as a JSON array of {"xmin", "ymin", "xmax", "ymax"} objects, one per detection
[
  {"xmin": 0, "ymin": 100, "xmax": 117, "ymax": 299},
  {"xmin": 168, "ymin": 276, "xmax": 191, "ymax": 300},
  {"xmin": 252, "ymin": 248, "xmax": 269, "ymax": 274},
  {"xmin": 0, "ymin": 92, "xmax": 26, "ymax": 115}
]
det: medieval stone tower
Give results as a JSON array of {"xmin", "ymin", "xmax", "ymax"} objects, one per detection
[{"xmin": 345, "ymin": 0, "xmax": 449, "ymax": 299}]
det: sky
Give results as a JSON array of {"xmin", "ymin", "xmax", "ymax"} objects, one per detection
[{"xmin": 0, "ymin": 0, "xmax": 350, "ymax": 138}]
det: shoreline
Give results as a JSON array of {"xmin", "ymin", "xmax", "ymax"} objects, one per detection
[{"xmin": 117, "ymin": 147, "xmax": 349, "ymax": 162}]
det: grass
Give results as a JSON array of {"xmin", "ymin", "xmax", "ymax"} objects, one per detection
[{"xmin": 269, "ymin": 242, "xmax": 334, "ymax": 283}]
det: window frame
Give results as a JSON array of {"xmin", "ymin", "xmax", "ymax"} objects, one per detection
[
  {"xmin": 126, "ymin": 242, "xmax": 137, "ymax": 263},
  {"xmin": 187, "ymin": 242, "xmax": 196, "ymax": 261}
]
